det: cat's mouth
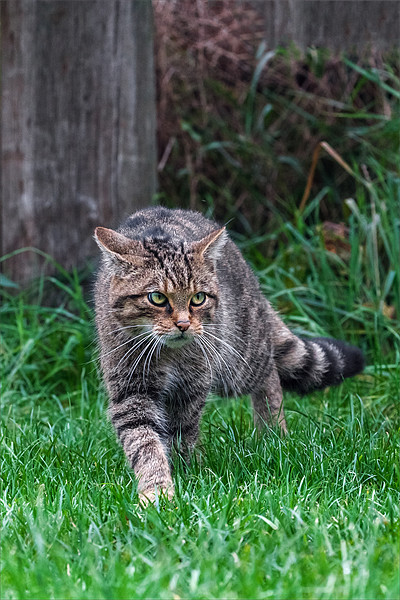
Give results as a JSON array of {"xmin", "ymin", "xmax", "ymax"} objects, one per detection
[{"xmin": 164, "ymin": 332, "xmax": 194, "ymax": 348}]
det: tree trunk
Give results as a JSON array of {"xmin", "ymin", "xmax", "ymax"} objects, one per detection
[{"xmin": 1, "ymin": 0, "xmax": 157, "ymax": 284}]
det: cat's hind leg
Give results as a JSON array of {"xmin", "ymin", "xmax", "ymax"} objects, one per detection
[{"xmin": 251, "ymin": 364, "xmax": 288, "ymax": 435}]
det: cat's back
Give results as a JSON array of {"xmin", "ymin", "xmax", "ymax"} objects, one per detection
[{"xmin": 118, "ymin": 206, "xmax": 217, "ymax": 243}]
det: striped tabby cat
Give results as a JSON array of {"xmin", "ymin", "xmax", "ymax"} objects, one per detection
[{"xmin": 94, "ymin": 207, "xmax": 364, "ymax": 503}]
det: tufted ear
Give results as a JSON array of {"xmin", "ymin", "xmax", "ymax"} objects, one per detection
[
  {"xmin": 192, "ymin": 227, "xmax": 227, "ymax": 262},
  {"xmin": 94, "ymin": 227, "xmax": 146, "ymax": 264}
]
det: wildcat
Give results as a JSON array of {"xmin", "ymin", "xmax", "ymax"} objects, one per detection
[{"xmin": 94, "ymin": 206, "xmax": 364, "ymax": 503}]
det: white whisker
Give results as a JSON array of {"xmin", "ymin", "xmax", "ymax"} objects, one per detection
[
  {"xmin": 106, "ymin": 324, "xmax": 150, "ymax": 336},
  {"xmin": 201, "ymin": 334, "xmax": 236, "ymax": 385},
  {"xmin": 194, "ymin": 337, "xmax": 213, "ymax": 382},
  {"xmin": 199, "ymin": 335, "xmax": 226, "ymax": 378},
  {"xmin": 157, "ymin": 335, "xmax": 166, "ymax": 360},
  {"xmin": 142, "ymin": 335, "xmax": 162, "ymax": 384},
  {"xmin": 202, "ymin": 330, "xmax": 251, "ymax": 370},
  {"xmin": 115, "ymin": 332, "xmax": 154, "ymax": 370},
  {"xmin": 125, "ymin": 334, "xmax": 157, "ymax": 391},
  {"xmin": 102, "ymin": 330, "xmax": 152, "ymax": 361},
  {"xmin": 202, "ymin": 323, "xmax": 244, "ymax": 344}
]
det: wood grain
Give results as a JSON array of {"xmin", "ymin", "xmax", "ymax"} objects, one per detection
[{"xmin": 1, "ymin": 0, "xmax": 157, "ymax": 283}]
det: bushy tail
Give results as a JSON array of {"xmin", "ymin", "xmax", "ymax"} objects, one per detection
[{"xmin": 273, "ymin": 333, "xmax": 365, "ymax": 395}]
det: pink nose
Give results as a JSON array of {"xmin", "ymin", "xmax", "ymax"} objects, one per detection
[{"xmin": 175, "ymin": 320, "xmax": 190, "ymax": 332}]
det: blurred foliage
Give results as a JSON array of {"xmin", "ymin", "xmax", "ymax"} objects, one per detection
[{"xmin": 154, "ymin": 0, "xmax": 400, "ymax": 238}]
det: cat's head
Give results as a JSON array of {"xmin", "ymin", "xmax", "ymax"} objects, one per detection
[{"xmin": 95, "ymin": 225, "xmax": 227, "ymax": 348}]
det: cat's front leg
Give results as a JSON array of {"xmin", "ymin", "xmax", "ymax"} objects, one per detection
[
  {"xmin": 170, "ymin": 395, "xmax": 207, "ymax": 462},
  {"xmin": 109, "ymin": 397, "xmax": 173, "ymax": 503}
]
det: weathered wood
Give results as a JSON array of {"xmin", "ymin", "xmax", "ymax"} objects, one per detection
[
  {"xmin": 262, "ymin": 0, "xmax": 400, "ymax": 52},
  {"xmin": 1, "ymin": 0, "xmax": 157, "ymax": 283}
]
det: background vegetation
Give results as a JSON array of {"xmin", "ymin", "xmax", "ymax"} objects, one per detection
[
  {"xmin": 154, "ymin": 2, "xmax": 399, "ymax": 234},
  {"xmin": 1, "ymin": 37, "xmax": 399, "ymax": 600}
]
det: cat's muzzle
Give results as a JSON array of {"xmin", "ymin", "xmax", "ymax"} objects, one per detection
[{"xmin": 164, "ymin": 332, "xmax": 194, "ymax": 348}]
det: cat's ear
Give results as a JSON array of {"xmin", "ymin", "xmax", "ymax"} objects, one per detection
[
  {"xmin": 193, "ymin": 227, "xmax": 227, "ymax": 261},
  {"xmin": 94, "ymin": 227, "xmax": 145, "ymax": 264}
]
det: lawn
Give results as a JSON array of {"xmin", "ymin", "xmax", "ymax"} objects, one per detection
[
  {"xmin": 1, "ymin": 168, "xmax": 399, "ymax": 599},
  {"xmin": 1, "ymin": 52, "xmax": 400, "ymax": 599}
]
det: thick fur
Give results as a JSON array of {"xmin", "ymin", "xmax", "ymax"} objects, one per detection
[{"xmin": 94, "ymin": 207, "xmax": 364, "ymax": 500}]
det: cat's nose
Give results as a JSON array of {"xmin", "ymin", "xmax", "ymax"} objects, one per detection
[{"xmin": 175, "ymin": 320, "xmax": 190, "ymax": 332}]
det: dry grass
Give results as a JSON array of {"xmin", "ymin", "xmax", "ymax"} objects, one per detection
[{"xmin": 154, "ymin": 0, "xmax": 399, "ymax": 235}]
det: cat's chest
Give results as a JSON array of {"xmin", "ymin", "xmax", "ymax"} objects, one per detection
[
  {"xmin": 161, "ymin": 366, "xmax": 181, "ymax": 398},
  {"xmin": 158, "ymin": 361, "xmax": 208, "ymax": 404}
]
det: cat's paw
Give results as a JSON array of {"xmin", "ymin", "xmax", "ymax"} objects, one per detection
[{"xmin": 139, "ymin": 485, "xmax": 175, "ymax": 506}]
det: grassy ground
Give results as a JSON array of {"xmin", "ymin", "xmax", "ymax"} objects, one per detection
[
  {"xmin": 1, "ymin": 169, "xmax": 399, "ymax": 599},
  {"xmin": 1, "ymin": 51, "xmax": 400, "ymax": 599}
]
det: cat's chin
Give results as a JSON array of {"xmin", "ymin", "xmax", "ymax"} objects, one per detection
[{"xmin": 164, "ymin": 334, "xmax": 194, "ymax": 349}]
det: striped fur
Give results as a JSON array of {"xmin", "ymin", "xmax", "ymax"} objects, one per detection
[{"xmin": 94, "ymin": 207, "xmax": 364, "ymax": 502}]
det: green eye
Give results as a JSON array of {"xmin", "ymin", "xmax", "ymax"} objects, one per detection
[
  {"xmin": 148, "ymin": 292, "xmax": 168, "ymax": 307},
  {"xmin": 191, "ymin": 292, "xmax": 206, "ymax": 306}
]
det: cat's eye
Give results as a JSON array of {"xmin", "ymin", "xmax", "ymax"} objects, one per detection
[
  {"xmin": 148, "ymin": 292, "xmax": 168, "ymax": 307},
  {"xmin": 190, "ymin": 292, "xmax": 206, "ymax": 306}
]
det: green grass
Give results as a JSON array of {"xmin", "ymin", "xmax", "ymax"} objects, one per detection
[
  {"xmin": 2, "ymin": 52, "xmax": 400, "ymax": 600},
  {"xmin": 1, "ymin": 175, "xmax": 399, "ymax": 599}
]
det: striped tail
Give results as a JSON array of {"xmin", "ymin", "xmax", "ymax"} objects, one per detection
[{"xmin": 273, "ymin": 334, "xmax": 365, "ymax": 395}]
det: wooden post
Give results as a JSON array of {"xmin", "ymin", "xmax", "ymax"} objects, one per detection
[
  {"xmin": 1, "ymin": 0, "xmax": 157, "ymax": 283},
  {"xmin": 262, "ymin": 0, "xmax": 400, "ymax": 52}
]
